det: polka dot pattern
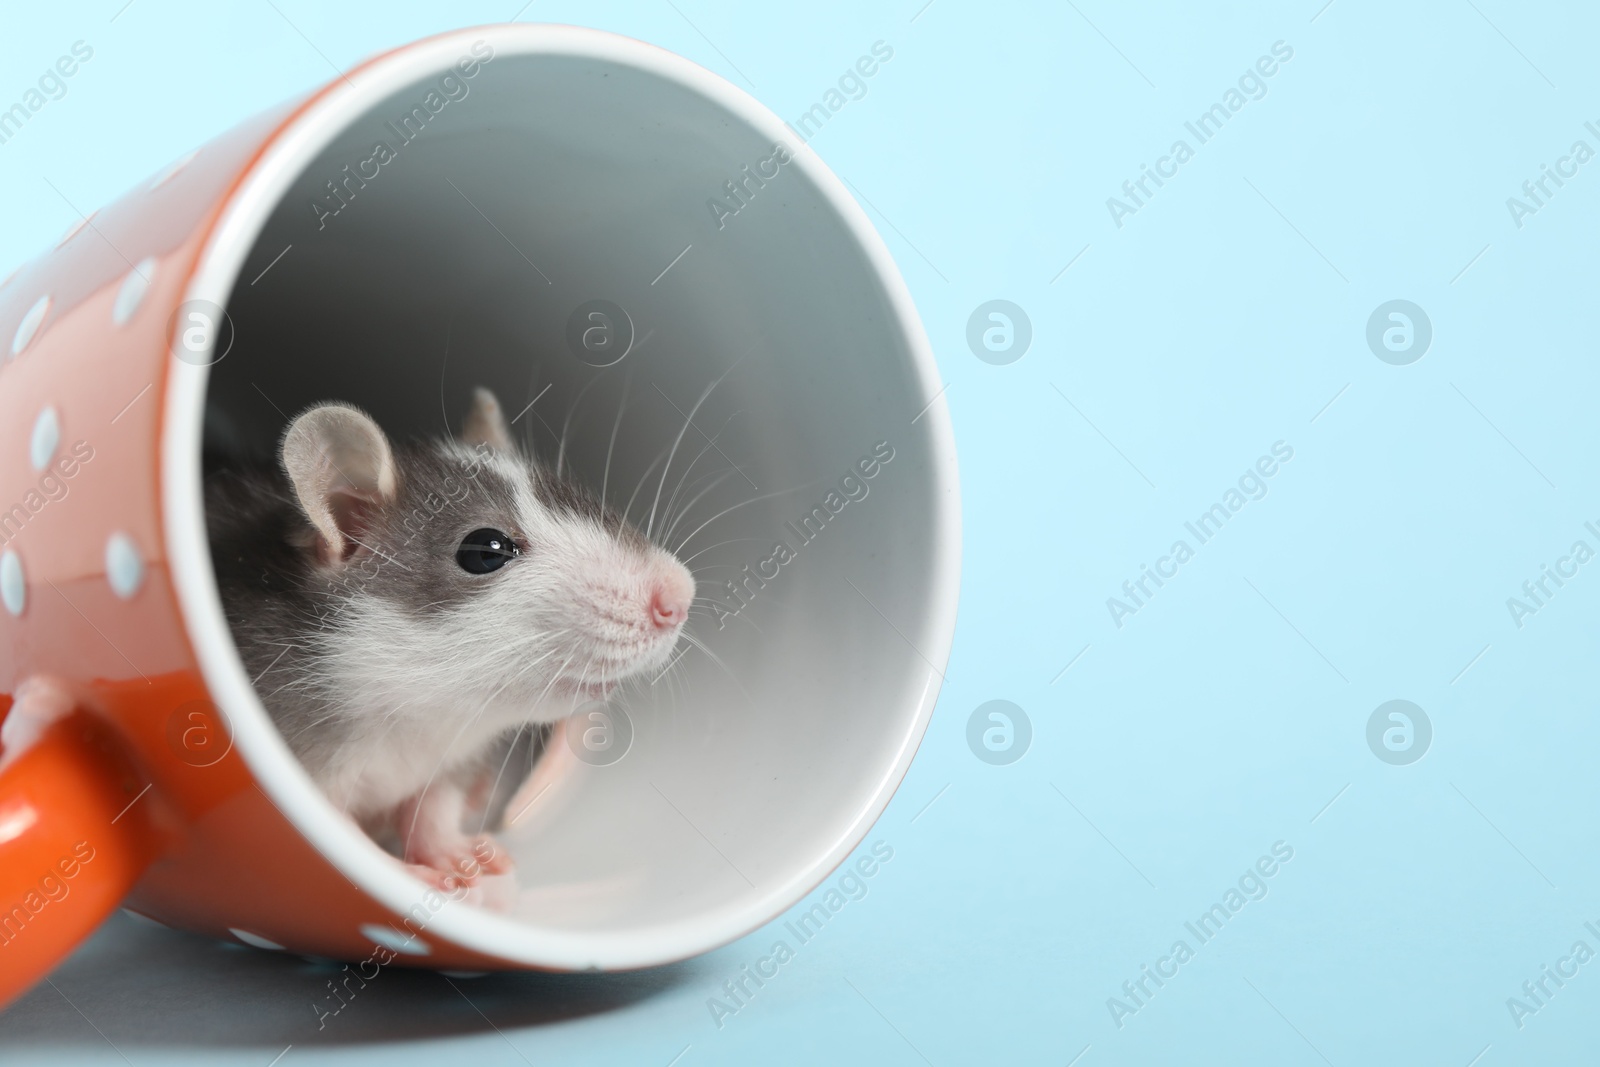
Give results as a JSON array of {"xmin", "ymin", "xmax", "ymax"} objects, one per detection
[
  {"xmin": 11, "ymin": 295, "xmax": 50, "ymax": 357},
  {"xmin": 113, "ymin": 259, "xmax": 157, "ymax": 326},
  {"xmin": 149, "ymin": 149, "xmax": 199, "ymax": 190},
  {"xmin": 359, "ymin": 923, "xmax": 431, "ymax": 956},
  {"xmin": 229, "ymin": 928, "xmax": 285, "ymax": 951},
  {"xmin": 121, "ymin": 909, "xmax": 168, "ymax": 928},
  {"xmin": 105, "ymin": 533, "xmax": 144, "ymax": 599},
  {"xmin": 29, "ymin": 407, "xmax": 58, "ymax": 471},
  {"xmin": 1, "ymin": 550, "xmax": 24, "ymax": 616},
  {"xmin": 55, "ymin": 213, "xmax": 94, "ymax": 249}
]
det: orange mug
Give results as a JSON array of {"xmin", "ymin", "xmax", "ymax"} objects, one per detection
[{"xmin": 0, "ymin": 23, "xmax": 959, "ymax": 1006}]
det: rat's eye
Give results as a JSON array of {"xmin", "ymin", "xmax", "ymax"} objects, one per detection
[{"xmin": 456, "ymin": 528, "xmax": 519, "ymax": 574}]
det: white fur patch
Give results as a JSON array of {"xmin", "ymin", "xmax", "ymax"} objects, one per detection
[{"xmin": 308, "ymin": 441, "xmax": 694, "ymax": 820}]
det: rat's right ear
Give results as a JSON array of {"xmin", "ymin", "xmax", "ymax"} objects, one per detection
[
  {"xmin": 462, "ymin": 387, "xmax": 513, "ymax": 452},
  {"xmin": 280, "ymin": 403, "xmax": 398, "ymax": 564}
]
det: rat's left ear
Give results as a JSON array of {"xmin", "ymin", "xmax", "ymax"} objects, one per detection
[{"xmin": 462, "ymin": 387, "xmax": 513, "ymax": 451}]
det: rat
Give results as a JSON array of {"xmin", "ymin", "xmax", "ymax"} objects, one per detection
[{"xmin": 200, "ymin": 387, "xmax": 696, "ymax": 887}]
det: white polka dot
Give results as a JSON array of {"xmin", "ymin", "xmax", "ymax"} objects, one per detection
[
  {"xmin": 121, "ymin": 908, "xmax": 168, "ymax": 928},
  {"xmin": 359, "ymin": 923, "xmax": 430, "ymax": 956},
  {"xmin": 55, "ymin": 213, "xmax": 94, "ymax": 249},
  {"xmin": 1, "ymin": 551, "xmax": 24, "ymax": 616},
  {"xmin": 228, "ymin": 927, "xmax": 284, "ymax": 950},
  {"xmin": 11, "ymin": 295, "xmax": 50, "ymax": 357},
  {"xmin": 29, "ymin": 407, "xmax": 59, "ymax": 471},
  {"xmin": 113, "ymin": 259, "xmax": 156, "ymax": 326},
  {"xmin": 105, "ymin": 533, "xmax": 143, "ymax": 599},
  {"xmin": 149, "ymin": 150, "xmax": 198, "ymax": 190}
]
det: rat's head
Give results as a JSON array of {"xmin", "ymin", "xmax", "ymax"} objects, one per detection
[{"xmin": 279, "ymin": 388, "xmax": 695, "ymax": 719}]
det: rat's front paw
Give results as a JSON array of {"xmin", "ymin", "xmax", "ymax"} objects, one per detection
[
  {"xmin": 403, "ymin": 830, "xmax": 480, "ymax": 883},
  {"xmin": 403, "ymin": 833, "xmax": 513, "ymax": 884},
  {"xmin": 399, "ymin": 861, "xmax": 464, "ymax": 893},
  {"xmin": 465, "ymin": 834, "xmax": 514, "ymax": 877},
  {"xmin": 396, "ymin": 785, "xmax": 516, "ymax": 885}
]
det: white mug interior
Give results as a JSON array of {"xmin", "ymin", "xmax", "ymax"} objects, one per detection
[{"xmin": 164, "ymin": 24, "xmax": 959, "ymax": 968}]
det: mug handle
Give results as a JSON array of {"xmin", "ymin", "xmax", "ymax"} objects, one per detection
[{"xmin": 0, "ymin": 682, "xmax": 163, "ymax": 1008}]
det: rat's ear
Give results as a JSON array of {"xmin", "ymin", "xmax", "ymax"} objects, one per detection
[
  {"xmin": 280, "ymin": 403, "xmax": 397, "ymax": 563},
  {"xmin": 462, "ymin": 386, "xmax": 513, "ymax": 451}
]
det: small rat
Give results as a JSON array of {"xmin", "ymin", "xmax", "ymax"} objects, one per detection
[{"xmin": 203, "ymin": 387, "xmax": 695, "ymax": 886}]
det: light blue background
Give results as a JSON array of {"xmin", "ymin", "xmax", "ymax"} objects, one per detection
[{"xmin": 3, "ymin": 1, "xmax": 1598, "ymax": 1064}]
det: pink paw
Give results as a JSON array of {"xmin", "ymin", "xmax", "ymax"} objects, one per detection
[
  {"xmin": 399, "ymin": 861, "xmax": 463, "ymax": 893},
  {"xmin": 403, "ymin": 832, "xmax": 514, "ymax": 886},
  {"xmin": 466, "ymin": 834, "xmax": 514, "ymax": 877}
]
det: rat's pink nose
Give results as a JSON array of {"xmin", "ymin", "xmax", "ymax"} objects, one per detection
[
  {"xmin": 650, "ymin": 587, "xmax": 689, "ymax": 629},
  {"xmin": 648, "ymin": 565, "xmax": 694, "ymax": 631}
]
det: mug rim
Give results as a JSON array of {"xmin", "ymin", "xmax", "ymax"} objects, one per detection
[{"xmin": 159, "ymin": 21, "xmax": 962, "ymax": 969}]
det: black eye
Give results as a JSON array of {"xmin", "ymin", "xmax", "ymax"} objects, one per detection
[{"xmin": 456, "ymin": 528, "xmax": 519, "ymax": 574}]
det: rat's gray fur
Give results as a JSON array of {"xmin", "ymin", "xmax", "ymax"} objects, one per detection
[{"xmin": 203, "ymin": 394, "xmax": 692, "ymax": 864}]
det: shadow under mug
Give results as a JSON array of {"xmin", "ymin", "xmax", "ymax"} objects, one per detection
[{"xmin": 0, "ymin": 23, "xmax": 959, "ymax": 1006}]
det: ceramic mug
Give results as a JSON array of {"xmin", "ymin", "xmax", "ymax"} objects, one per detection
[{"xmin": 0, "ymin": 22, "xmax": 959, "ymax": 1006}]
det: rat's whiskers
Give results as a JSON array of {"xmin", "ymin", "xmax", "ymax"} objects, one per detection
[
  {"xmin": 600, "ymin": 374, "xmax": 632, "ymax": 511},
  {"xmin": 658, "ymin": 412, "xmax": 740, "ymax": 540},
  {"xmin": 678, "ymin": 536, "xmax": 776, "ymax": 567},
  {"xmin": 661, "ymin": 468, "xmax": 736, "ymax": 548},
  {"xmin": 673, "ymin": 481, "xmax": 817, "ymax": 556},
  {"xmin": 647, "ymin": 360, "xmax": 738, "ymax": 541},
  {"xmin": 623, "ymin": 452, "xmax": 666, "ymax": 528},
  {"xmin": 556, "ymin": 371, "xmax": 606, "ymax": 478}
]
